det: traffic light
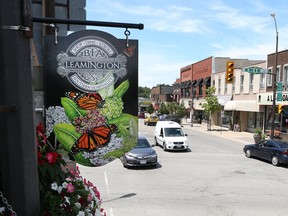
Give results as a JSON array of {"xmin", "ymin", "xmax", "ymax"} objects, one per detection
[
  {"xmin": 278, "ymin": 105, "xmax": 284, "ymax": 114},
  {"xmin": 226, "ymin": 61, "xmax": 234, "ymax": 84}
]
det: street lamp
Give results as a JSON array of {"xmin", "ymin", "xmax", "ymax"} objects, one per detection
[{"xmin": 270, "ymin": 12, "xmax": 279, "ymax": 140}]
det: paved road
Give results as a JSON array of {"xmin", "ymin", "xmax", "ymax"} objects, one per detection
[{"xmin": 79, "ymin": 120, "xmax": 288, "ymax": 216}]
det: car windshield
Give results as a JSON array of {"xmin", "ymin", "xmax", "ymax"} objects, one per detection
[
  {"xmin": 136, "ymin": 138, "xmax": 151, "ymax": 148},
  {"xmin": 164, "ymin": 128, "xmax": 184, "ymax": 137}
]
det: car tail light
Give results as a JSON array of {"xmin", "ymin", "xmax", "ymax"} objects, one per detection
[{"xmin": 283, "ymin": 149, "xmax": 288, "ymax": 155}]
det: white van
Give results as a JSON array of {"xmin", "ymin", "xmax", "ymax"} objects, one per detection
[{"xmin": 154, "ymin": 121, "xmax": 188, "ymax": 151}]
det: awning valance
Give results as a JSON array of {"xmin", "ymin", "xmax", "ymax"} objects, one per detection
[
  {"xmin": 203, "ymin": 77, "xmax": 211, "ymax": 85},
  {"xmin": 195, "ymin": 78, "xmax": 203, "ymax": 86},
  {"xmin": 191, "ymin": 80, "xmax": 196, "ymax": 86},
  {"xmin": 224, "ymin": 100, "xmax": 259, "ymax": 112}
]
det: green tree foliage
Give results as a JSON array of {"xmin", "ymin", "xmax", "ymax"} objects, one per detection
[
  {"xmin": 201, "ymin": 86, "xmax": 221, "ymax": 115},
  {"xmin": 166, "ymin": 102, "xmax": 178, "ymax": 115},
  {"xmin": 201, "ymin": 86, "xmax": 221, "ymax": 130},
  {"xmin": 159, "ymin": 103, "xmax": 169, "ymax": 115},
  {"xmin": 165, "ymin": 102, "xmax": 188, "ymax": 118},
  {"xmin": 176, "ymin": 102, "xmax": 188, "ymax": 118},
  {"xmin": 147, "ymin": 104, "xmax": 154, "ymax": 114},
  {"xmin": 138, "ymin": 86, "xmax": 151, "ymax": 98}
]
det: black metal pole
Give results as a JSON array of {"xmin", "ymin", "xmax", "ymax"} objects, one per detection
[
  {"xmin": 0, "ymin": 0, "xmax": 40, "ymax": 215},
  {"xmin": 32, "ymin": 16, "xmax": 144, "ymax": 30},
  {"xmin": 270, "ymin": 13, "xmax": 279, "ymax": 140}
]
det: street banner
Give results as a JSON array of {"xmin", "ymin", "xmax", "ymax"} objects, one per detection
[{"xmin": 44, "ymin": 30, "xmax": 138, "ymax": 167}]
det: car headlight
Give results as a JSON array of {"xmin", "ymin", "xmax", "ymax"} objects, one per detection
[
  {"xmin": 150, "ymin": 153, "xmax": 157, "ymax": 158},
  {"xmin": 167, "ymin": 141, "xmax": 173, "ymax": 144},
  {"xmin": 125, "ymin": 152, "xmax": 135, "ymax": 157}
]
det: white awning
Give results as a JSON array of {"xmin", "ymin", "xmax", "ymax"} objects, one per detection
[
  {"xmin": 224, "ymin": 100, "xmax": 259, "ymax": 112},
  {"xmin": 217, "ymin": 95, "xmax": 232, "ymax": 106}
]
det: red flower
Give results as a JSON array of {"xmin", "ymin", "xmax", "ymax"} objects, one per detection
[
  {"xmin": 36, "ymin": 122, "xmax": 45, "ymax": 134},
  {"xmin": 46, "ymin": 152, "xmax": 59, "ymax": 164},
  {"xmin": 38, "ymin": 151, "xmax": 46, "ymax": 165}
]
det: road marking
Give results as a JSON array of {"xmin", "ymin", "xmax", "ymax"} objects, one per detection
[{"xmin": 104, "ymin": 169, "xmax": 114, "ymax": 216}]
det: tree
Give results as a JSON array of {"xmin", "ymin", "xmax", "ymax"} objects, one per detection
[
  {"xmin": 147, "ymin": 104, "xmax": 154, "ymax": 114},
  {"xmin": 159, "ymin": 103, "xmax": 169, "ymax": 115},
  {"xmin": 138, "ymin": 86, "xmax": 151, "ymax": 98},
  {"xmin": 166, "ymin": 102, "xmax": 178, "ymax": 115},
  {"xmin": 176, "ymin": 102, "xmax": 188, "ymax": 118},
  {"xmin": 201, "ymin": 86, "xmax": 221, "ymax": 130}
]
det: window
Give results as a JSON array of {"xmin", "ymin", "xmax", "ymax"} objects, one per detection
[
  {"xmin": 283, "ymin": 65, "xmax": 288, "ymax": 83},
  {"xmin": 199, "ymin": 85, "xmax": 203, "ymax": 96},
  {"xmin": 249, "ymin": 73, "xmax": 254, "ymax": 90},
  {"xmin": 276, "ymin": 66, "xmax": 280, "ymax": 82},
  {"xmin": 260, "ymin": 73, "xmax": 265, "ymax": 89},
  {"xmin": 240, "ymin": 75, "xmax": 244, "ymax": 91},
  {"xmin": 267, "ymin": 68, "xmax": 272, "ymax": 86},
  {"xmin": 218, "ymin": 79, "xmax": 221, "ymax": 94}
]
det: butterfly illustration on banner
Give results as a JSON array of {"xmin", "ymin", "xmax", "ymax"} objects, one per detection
[
  {"xmin": 66, "ymin": 92, "xmax": 105, "ymax": 110},
  {"xmin": 71, "ymin": 124, "xmax": 117, "ymax": 154}
]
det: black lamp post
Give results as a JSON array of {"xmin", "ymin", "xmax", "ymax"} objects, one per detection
[{"xmin": 270, "ymin": 12, "xmax": 279, "ymax": 140}]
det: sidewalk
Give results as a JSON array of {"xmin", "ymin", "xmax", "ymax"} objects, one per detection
[{"xmin": 181, "ymin": 122, "xmax": 255, "ymax": 144}]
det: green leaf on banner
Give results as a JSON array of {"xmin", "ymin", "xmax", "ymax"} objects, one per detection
[
  {"xmin": 61, "ymin": 97, "xmax": 86, "ymax": 122},
  {"xmin": 53, "ymin": 123, "xmax": 81, "ymax": 152}
]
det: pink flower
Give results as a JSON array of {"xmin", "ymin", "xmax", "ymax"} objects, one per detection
[
  {"xmin": 66, "ymin": 183, "xmax": 75, "ymax": 193},
  {"xmin": 87, "ymin": 194, "xmax": 93, "ymax": 202},
  {"xmin": 46, "ymin": 152, "xmax": 59, "ymax": 164}
]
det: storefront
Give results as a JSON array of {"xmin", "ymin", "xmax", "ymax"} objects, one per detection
[
  {"xmin": 224, "ymin": 99, "xmax": 261, "ymax": 132},
  {"xmin": 257, "ymin": 92, "xmax": 288, "ymax": 133}
]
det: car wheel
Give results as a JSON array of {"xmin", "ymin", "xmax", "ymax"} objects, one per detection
[
  {"xmin": 155, "ymin": 137, "xmax": 158, "ymax": 146},
  {"xmin": 245, "ymin": 149, "xmax": 252, "ymax": 158},
  {"xmin": 163, "ymin": 143, "xmax": 167, "ymax": 151},
  {"xmin": 272, "ymin": 155, "xmax": 279, "ymax": 166}
]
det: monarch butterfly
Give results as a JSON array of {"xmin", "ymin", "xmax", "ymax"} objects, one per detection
[
  {"xmin": 71, "ymin": 124, "xmax": 117, "ymax": 154},
  {"xmin": 66, "ymin": 92, "xmax": 104, "ymax": 110}
]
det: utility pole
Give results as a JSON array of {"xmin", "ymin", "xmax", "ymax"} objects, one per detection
[{"xmin": 0, "ymin": 0, "xmax": 40, "ymax": 215}]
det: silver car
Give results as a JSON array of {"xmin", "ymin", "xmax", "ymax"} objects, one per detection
[{"xmin": 122, "ymin": 135, "xmax": 158, "ymax": 167}]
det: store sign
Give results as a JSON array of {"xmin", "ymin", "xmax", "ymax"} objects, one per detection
[
  {"xmin": 56, "ymin": 36, "xmax": 127, "ymax": 92},
  {"xmin": 44, "ymin": 30, "xmax": 138, "ymax": 167},
  {"xmin": 257, "ymin": 92, "xmax": 288, "ymax": 105}
]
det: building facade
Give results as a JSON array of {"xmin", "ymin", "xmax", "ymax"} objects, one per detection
[
  {"xmin": 215, "ymin": 60, "xmax": 266, "ymax": 132},
  {"xmin": 151, "ymin": 85, "xmax": 173, "ymax": 111}
]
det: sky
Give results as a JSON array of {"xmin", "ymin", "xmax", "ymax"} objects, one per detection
[{"xmin": 86, "ymin": 0, "xmax": 288, "ymax": 88}]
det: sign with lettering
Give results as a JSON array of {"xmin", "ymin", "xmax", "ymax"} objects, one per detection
[
  {"xmin": 244, "ymin": 67, "xmax": 267, "ymax": 74},
  {"xmin": 257, "ymin": 92, "xmax": 288, "ymax": 105},
  {"xmin": 45, "ymin": 30, "xmax": 138, "ymax": 167}
]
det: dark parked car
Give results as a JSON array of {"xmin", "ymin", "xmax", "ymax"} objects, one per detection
[
  {"xmin": 122, "ymin": 135, "xmax": 158, "ymax": 167},
  {"xmin": 243, "ymin": 139, "xmax": 288, "ymax": 166},
  {"xmin": 163, "ymin": 115, "xmax": 181, "ymax": 125}
]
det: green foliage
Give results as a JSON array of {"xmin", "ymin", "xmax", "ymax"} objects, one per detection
[
  {"xmin": 138, "ymin": 86, "xmax": 151, "ymax": 98},
  {"xmin": 159, "ymin": 103, "xmax": 169, "ymax": 115},
  {"xmin": 201, "ymin": 86, "xmax": 221, "ymax": 115},
  {"xmin": 61, "ymin": 97, "xmax": 86, "ymax": 123},
  {"xmin": 166, "ymin": 102, "xmax": 178, "ymax": 115},
  {"xmin": 53, "ymin": 123, "xmax": 81, "ymax": 151},
  {"xmin": 176, "ymin": 101, "xmax": 188, "ymax": 118},
  {"xmin": 147, "ymin": 104, "xmax": 154, "ymax": 114}
]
